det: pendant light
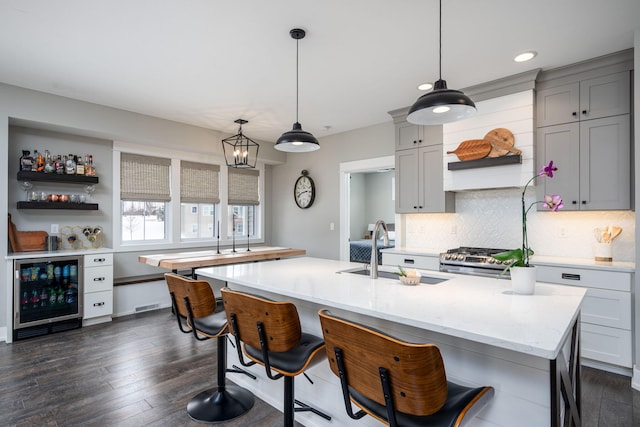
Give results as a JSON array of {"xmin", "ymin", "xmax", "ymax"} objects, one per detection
[
  {"xmin": 275, "ymin": 28, "xmax": 319, "ymax": 152},
  {"xmin": 222, "ymin": 119, "xmax": 259, "ymax": 168},
  {"xmin": 407, "ymin": 0, "xmax": 476, "ymax": 125}
]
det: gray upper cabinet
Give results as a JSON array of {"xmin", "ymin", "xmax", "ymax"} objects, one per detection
[
  {"xmin": 537, "ymin": 115, "xmax": 630, "ymax": 211},
  {"xmin": 536, "ymin": 71, "xmax": 630, "ymax": 128},
  {"xmin": 394, "ymin": 122, "xmax": 454, "ymax": 213}
]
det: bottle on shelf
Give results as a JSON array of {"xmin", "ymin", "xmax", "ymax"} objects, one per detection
[
  {"xmin": 85, "ymin": 154, "xmax": 96, "ymax": 176},
  {"xmin": 20, "ymin": 150, "xmax": 33, "ymax": 171},
  {"xmin": 31, "ymin": 150, "xmax": 39, "ymax": 171},
  {"xmin": 36, "ymin": 151, "xmax": 45, "ymax": 172},
  {"xmin": 65, "ymin": 154, "xmax": 76, "ymax": 175},
  {"xmin": 75, "ymin": 154, "xmax": 85, "ymax": 175},
  {"xmin": 55, "ymin": 155, "xmax": 65, "ymax": 174},
  {"xmin": 44, "ymin": 150, "xmax": 56, "ymax": 173},
  {"xmin": 40, "ymin": 288, "xmax": 48, "ymax": 307},
  {"xmin": 21, "ymin": 291, "xmax": 29, "ymax": 311}
]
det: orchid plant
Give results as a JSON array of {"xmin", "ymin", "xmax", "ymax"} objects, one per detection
[{"xmin": 494, "ymin": 161, "xmax": 563, "ymax": 269}]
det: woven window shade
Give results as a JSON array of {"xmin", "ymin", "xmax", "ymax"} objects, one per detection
[
  {"xmin": 228, "ymin": 168, "xmax": 260, "ymax": 206},
  {"xmin": 120, "ymin": 153, "xmax": 171, "ymax": 201},
  {"xmin": 181, "ymin": 161, "xmax": 220, "ymax": 204}
]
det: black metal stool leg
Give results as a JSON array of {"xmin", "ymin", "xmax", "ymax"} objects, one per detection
[
  {"xmin": 186, "ymin": 336, "xmax": 255, "ymax": 423},
  {"xmin": 284, "ymin": 375, "xmax": 295, "ymax": 427}
]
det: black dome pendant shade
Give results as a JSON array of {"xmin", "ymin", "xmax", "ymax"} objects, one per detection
[
  {"xmin": 275, "ymin": 28, "xmax": 320, "ymax": 152},
  {"xmin": 407, "ymin": 0, "xmax": 476, "ymax": 125}
]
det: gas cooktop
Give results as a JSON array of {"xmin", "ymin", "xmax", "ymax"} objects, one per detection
[{"xmin": 439, "ymin": 247, "xmax": 513, "ymax": 278}]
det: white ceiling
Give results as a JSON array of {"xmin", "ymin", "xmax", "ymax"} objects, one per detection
[{"xmin": 0, "ymin": 0, "xmax": 638, "ymax": 143}]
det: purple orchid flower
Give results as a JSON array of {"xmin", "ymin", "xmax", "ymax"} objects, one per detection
[
  {"xmin": 539, "ymin": 160, "xmax": 557, "ymax": 178},
  {"xmin": 543, "ymin": 194, "xmax": 564, "ymax": 211}
]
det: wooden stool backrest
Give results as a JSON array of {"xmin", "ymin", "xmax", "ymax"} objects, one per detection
[
  {"xmin": 164, "ymin": 273, "xmax": 217, "ymax": 318},
  {"xmin": 221, "ymin": 288, "xmax": 302, "ymax": 353},
  {"xmin": 318, "ymin": 309, "xmax": 448, "ymax": 416}
]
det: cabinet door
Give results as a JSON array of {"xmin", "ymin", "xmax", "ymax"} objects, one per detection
[
  {"xmin": 580, "ymin": 71, "xmax": 630, "ymax": 121},
  {"xmin": 536, "ymin": 82, "xmax": 580, "ymax": 127},
  {"xmin": 395, "ymin": 150, "xmax": 420, "ymax": 213},
  {"xmin": 579, "ymin": 115, "xmax": 630, "ymax": 210},
  {"xmin": 536, "ymin": 123, "xmax": 580, "ymax": 210},
  {"xmin": 419, "ymin": 145, "xmax": 453, "ymax": 213},
  {"xmin": 396, "ymin": 121, "xmax": 422, "ymax": 150}
]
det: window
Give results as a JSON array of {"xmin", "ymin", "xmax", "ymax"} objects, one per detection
[
  {"xmin": 228, "ymin": 168, "xmax": 260, "ymax": 239},
  {"xmin": 180, "ymin": 161, "xmax": 220, "ymax": 240},
  {"xmin": 120, "ymin": 154, "xmax": 170, "ymax": 242}
]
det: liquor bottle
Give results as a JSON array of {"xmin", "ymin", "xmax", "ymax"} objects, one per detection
[
  {"xmin": 44, "ymin": 150, "xmax": 56, "ymax": 173},
  {"xmin": 85, "ymin": 154, "xmax": 96, "ymax": 176},
  {"xmin": 36, "ymin": 151, "xmax": 45, "ymax": 172},
  {"xmin": 31, "ymin": 150, "xmax": 39, "ymax": 171},
  {"xmin": 75, "ymin": 154, "xmax": 85, "ymax": 175},
  {"xmin": 65, "ymin": 154, "xmax": 76, "ymax": 174},
  {"xmin": 56, "ymin": 155, "xmax": 65, "ymax": 174},
  {"xmin": 20, "ymin": 150, "xmax": 33, "ymax": 171}
]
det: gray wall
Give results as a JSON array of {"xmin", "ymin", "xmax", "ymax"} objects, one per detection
[
  {"xmin": 349, "ymin": 173, "xmax": 366, "ymax": 240},
  {"xmin": 269, "ymin": 122, "xmax": 395, "ymax": 260},
  {"xmin": 364, "ymin": 171, "xmax": 395, "ymax": 228}
]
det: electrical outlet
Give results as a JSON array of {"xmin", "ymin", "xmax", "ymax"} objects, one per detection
[
  {"xmin": 559, "ymin": 226, "xmax": 568, "ymax": 238},
  {"xmin": 51, "ymin": 224, "xmax": 59, "ymax": 234},
  {"xmin": 329, "ymin": 222, "xmax": 335, "ymax": 231}
]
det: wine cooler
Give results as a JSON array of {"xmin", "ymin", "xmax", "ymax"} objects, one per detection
[{"xmin": 14, "ymin": 255, "xmax": 83, "ymax": 340}]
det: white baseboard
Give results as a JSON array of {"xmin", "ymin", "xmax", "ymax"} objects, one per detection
[
  {"xmin": 582, "ymin": 358, "xmax": 632, "ymax": 377},
  {"xmin": 0, "ymin": 326, "xmax": 6, "ymax": 343}
]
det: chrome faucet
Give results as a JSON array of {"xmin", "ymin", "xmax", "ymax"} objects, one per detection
[{"xmin": 370, "ymin": 220, "xmax": 389, "ymax": 279}]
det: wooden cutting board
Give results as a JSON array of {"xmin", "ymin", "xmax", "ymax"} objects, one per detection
[
  {"xmin": 484, "ymin": 128, "xmax": 519, "ymax": 157},
  {"xmin": 447, "ymin": 140, "xmax": 492, "ymax": 161}
]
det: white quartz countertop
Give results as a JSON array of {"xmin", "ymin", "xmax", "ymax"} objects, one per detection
[
  {"xmin": 196, "ymin": 257, "xmax": 586, "ymax": 360},
  {"xmin": 5, "ymin": 247, "xmax": 114, "ymax": 260}
]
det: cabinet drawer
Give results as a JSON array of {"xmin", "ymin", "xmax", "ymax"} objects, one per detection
[
  {"xmin": 382, "ymin": 253, "xmax": 439, "ymax": 271},
  {"xmin": 581, "ymin": 322, "xmax": 632, "ymax": 368},
  {"xmin": 581, "ymin": 288, "xmax": 631, "ymax": 329},
  {"xmin": 535, "ymin": 265, "xmax": 630, "ymax": 292},
  {"xmin": 84, "ymin": 253, "xmax": 113, "ymax": 267},
  {"xmin": 84, "ymin": 266, "xmax": 113, "ymax": 293},
  {"xmin": 84, "ymin": 290, "xmax": 113, "ymax": 319}
]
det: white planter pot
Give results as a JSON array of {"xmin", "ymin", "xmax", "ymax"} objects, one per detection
[{"xmin": 510, "ymin": 266, "xmax": 537, "ymax": 295}]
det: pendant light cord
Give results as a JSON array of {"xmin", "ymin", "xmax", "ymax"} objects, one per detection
[
  {"xmin": 296, "ymin": 37, "xmax": 300, "ymax": 123},
  {"xmin": 438, "ymin": 0, "xmax": 442, "ymax": 81}
]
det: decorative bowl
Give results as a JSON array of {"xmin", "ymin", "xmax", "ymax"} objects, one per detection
[{"xmin": 399, "ymin": 275, "xmax": 420, "ymax": 286}]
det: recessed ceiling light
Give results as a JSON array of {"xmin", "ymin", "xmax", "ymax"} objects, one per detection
[
  {"xmin": 417, "ymin": 82, "xmax": 433, "ymax": 91},
  {"xmin": 514, "ymin": 51, "xmax": 537, "ymax": 63}
]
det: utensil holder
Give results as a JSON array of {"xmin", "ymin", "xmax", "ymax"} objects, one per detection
[{"xmin": 594, "ymin": 242, "xmax": 612, "ymax": 262}]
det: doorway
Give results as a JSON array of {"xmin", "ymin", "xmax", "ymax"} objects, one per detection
[{"xmin": 339, "ymin": 156, "xmax": 395, "ymax": 261}]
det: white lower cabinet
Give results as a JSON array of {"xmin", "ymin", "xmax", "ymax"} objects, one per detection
[
  {"xmin": 83, "ymin": 253, "xmax": 113, "ymax": 326},
  {"xmin": 536, "ymin": 264, "xmax": 632, "ymax": 371}
]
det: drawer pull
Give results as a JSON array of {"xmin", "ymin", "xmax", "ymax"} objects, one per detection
[
  {"xmin": 93, "ymin": 302, "xmax": 105, "ymax": 307},
  {"xmin": 93, "ymin": 258, "xmax": 106, "ymax": 263},
  {"xmin": 403, "ymin": 259, "xmax": 415, "ymax": 264},
  {"xmin": 562, "ymin": 273, "xmax": 581, "ymax": 281},
  {"xmin": 93, "ymin": 277, "xmax": 105, "ymax": 281}
]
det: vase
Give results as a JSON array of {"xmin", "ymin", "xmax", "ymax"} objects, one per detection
[{"xmin": 510, "ymin": 266, "xmax": 536, "ymax": 295}]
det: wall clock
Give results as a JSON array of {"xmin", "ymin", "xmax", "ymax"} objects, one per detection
[{"xmin": 294, "ymin": 170, "xmax": 315, "ymax": 209}]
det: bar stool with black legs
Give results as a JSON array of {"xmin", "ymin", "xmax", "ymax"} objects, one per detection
[
  {"xmin": 318, "ymin": 309, "xmax": 494, "ymax": 427},
  {"xmin": 164, "ymin": 273, "xmax": 255, "ymax": 423},
  {"xmin": 221, "ymin": 287, "xmax": 331, "ymax": 427}
]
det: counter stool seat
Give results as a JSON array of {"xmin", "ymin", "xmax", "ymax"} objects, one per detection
[
  {"xmin": 164, "ymin": 273, "xmax": 255, "ymax": 423},
  {"xmin": 243, "ymin": 332, "xmax": 325, "ymax": 374},
  {"xmin": 318, "ymin": 308, "xmax": 494, "ymax": 427}
]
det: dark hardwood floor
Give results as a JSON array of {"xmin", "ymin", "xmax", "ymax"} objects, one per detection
[{"xmin": 0, "ymin": 308, "xmax": 638, "ymax": 426}]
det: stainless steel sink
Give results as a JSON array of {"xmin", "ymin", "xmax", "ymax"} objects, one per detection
[{"xmin": 341, "ymin": 268, "xmax": 448, "ymax": 285}]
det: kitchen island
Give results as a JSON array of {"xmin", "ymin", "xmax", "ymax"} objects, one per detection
[{"xmin": 196, "ymin": 257, "xmax": 586, "ymax": 427}]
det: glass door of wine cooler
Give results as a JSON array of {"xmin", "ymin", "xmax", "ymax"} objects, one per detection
[{"xmin": 14, "ymin": 256, "xmax": 83, "ymax": 334}]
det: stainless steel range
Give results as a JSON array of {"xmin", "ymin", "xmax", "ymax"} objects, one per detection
[{"xmin": 439, "ymin": 247, "xmax": 513, "ymax": 278}]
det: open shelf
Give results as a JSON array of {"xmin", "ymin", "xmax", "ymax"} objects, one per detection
[
  {"xmin": 17, "ymin": 171, "xmax": 99, "ymax": 184},
  {"xmin": 17, "ymin": 201, "xmax": 99, "ymax": 210},
  {"xmin": 448, "ymin": 154, "xmax": 522, "ymax": 171}
]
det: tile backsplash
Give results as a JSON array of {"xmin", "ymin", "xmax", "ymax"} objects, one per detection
[{"xmin": 404, "ymin": 188, "xmax": 635, "ymax": 262}]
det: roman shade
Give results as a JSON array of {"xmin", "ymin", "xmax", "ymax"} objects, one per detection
[
  {"xmin": 120, "ymin": 153, "xmax": 171, "ymax": 201},
  {"xmin": 228, "ymin": 168, "xmax": 260, "ymax": 206},
  {"xmin": 180, "ymin": 161, "xmax": 220, "ymax": 204}
]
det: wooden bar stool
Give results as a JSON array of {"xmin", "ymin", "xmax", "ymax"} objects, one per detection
[
  {"xmin": 164, "ymin": 273, "xmax": 255, "ymax": 423},
  {"xmin": 221, "ymin": 287, "xmax": 331, "ymax": 427},
  {"xmin": 318, "ymin": 309, "xmax": 494, "ymax": 427}
]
